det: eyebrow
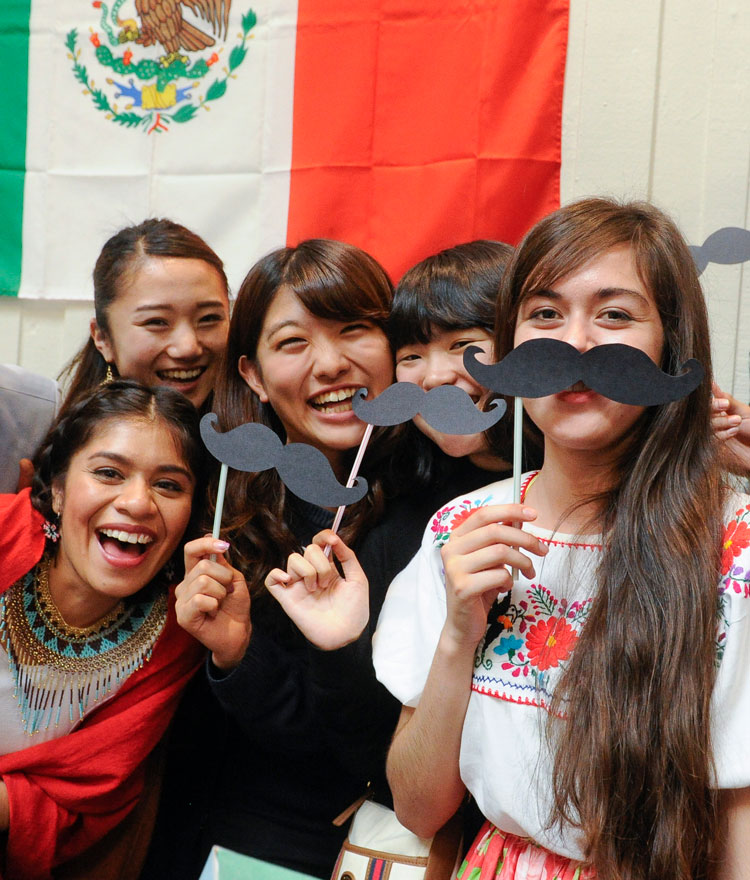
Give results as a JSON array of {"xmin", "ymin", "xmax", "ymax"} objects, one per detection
[
  {"xmin": 133, "ymin": 300, "xmax": 226, "ymax": 313},
  {"xmin": 528, "ymin": 287, "xmax": 651, "ymax": 306},
  {"xmin": 264, "ymin": 318, "xmax": 304, "ymax": 339},
  {"xmin": 87, "ymin": 452, "xmax": 194, "ymax": 481}
]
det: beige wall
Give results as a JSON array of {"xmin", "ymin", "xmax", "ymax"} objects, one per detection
[{"xmin": 3, "ymin": 0, "xmax": 749, "ymax": 399}]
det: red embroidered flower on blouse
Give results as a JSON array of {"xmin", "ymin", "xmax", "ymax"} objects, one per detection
[
  {"xmin": 450, "ymin": 507, "xmax": 478, "ymax": 530},
  {"xmin": 721, "ymin": 518, "xmax": 750, "ymax": 575},
  {"xmin": 525, "ymin": 617, "xmax": 578, "ymax": 671}
]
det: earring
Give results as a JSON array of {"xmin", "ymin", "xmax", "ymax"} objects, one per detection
[
  {"xmin": 43, "ymin": 513, "xmax": 60, "ymax": 543},
  {"xmin": 161, "ymin": 558, "xmax": 177, "ymax": 583},
  {"xmin": 104, "ymin": 364, "xmax": 115, "ymax": 384}
]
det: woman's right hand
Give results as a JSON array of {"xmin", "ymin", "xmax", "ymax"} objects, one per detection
[
  {"xmin": 175, "ymin": 536, "xmax": 251, "ymax": 670},
  {"xmin": 440, "ymin": 504, "xmax": 548, "ymax": 651}
]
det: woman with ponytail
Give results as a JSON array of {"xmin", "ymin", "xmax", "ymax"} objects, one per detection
[
  {"xmin": 374, "ymin": 198, "xmax": 750, "ymax": 879},
  {"xmin": 59, "ymin": 218, "xmax": 229, "ymax": 413},
  {"xmin": 0, "ymin": 381, "xmax": 204, "ymax": 879}
]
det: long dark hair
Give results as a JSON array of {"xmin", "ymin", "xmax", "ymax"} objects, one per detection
[
  {"xmin": 495, "ymin": 198, "xmax": 723, "ymax": 879},
  {"xmin": 389, "ymin": 240, "xmax": 515, "ymax": 488},
  {"xmin": 33, "ymin": 380, "xmax": 206, "ymax": 561},
  {"xmin": 59, "ymin": 218, "xmax": 228, "ymax": 414},
  {"xmin": 212, "ymin": 239, "xmax": 396, "ymax": 596}
]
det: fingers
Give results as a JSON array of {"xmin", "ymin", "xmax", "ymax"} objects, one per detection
[
  {"xmin": 264, "ymin": 531, "xmax": 368, "ymax": 596},
  {"xmin": 448, "ymin": 504, "xmax": 539, "ymax": 538},
  {"xmin": 441, "ymin": 506, "xmax": 549, "ymax": 597},
  {"xmin": 713, "ymin": 418, "xmax": 742, "ymax": 440},
  {"xmin": 312, "ymin": 530, "xmax": 367, "ymax": 585},
  {"xmin": 447, "ymin": 519, "xmax": 548, "ymax": 559},
  {"xmin": 443, "ymin": 538, "xmax": 538, "ymax": 591},
  {"xmin": 184, "ymin": 535, "xmax": 231, "ymax": 574},
  {"xmin": 176, "ymin": 547, "xmax": 239, "ymax": 628},
  {"xmin": 286, "ymin": 548, "xmax": 330, "ymax": 592},
  {"xmin": 175, "ymin": 562, "xmax": 234, "ymax": 634},
  {"xmin": 16, "ymin": 458, "xmax": 34, "ymax": 492},
  {"xmin": 265, "ymin": 567, "xmax": 291, "ymax": 591}
]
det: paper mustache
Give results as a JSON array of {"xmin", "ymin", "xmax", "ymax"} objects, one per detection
[
  {"xmin": 690, "ymin": 227, "xmax": 750, "ymax": 275},
  {"xmin": 463, "ymin": 338, "xmax": 704, "ymax": 405},
  {"xmin": 351, "ymin": 382, "xmax": 506, "ymax": 433},
  {"xmin": 200, "ymin": 414, "xmax": 368, "ymax": 507}
]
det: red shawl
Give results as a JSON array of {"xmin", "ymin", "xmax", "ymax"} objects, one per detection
[{"xmin": 0, "ymin": 491, "xmax": 204, "ymax": 880}]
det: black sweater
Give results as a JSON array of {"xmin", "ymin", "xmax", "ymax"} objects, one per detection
[{"xmin": 141, "ymin": 459, "xmax": 502, "ymax": 880}]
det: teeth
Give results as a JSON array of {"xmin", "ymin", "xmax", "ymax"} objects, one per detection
[
  {"xmin": 159, "ymin": 368, "xmax": 202, "ymax": 380},
  {"xmin": 312, "ymin": 388, "xmax": 358, "ymax": 405},
  {"xmin": 100, "ymin": 528, "xmax": 153, "ymax": 544}
]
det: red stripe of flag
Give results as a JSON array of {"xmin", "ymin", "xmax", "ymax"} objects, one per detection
[{"xmin": 288, "ymin": 0, "xmax": 569, "ymax": 280}]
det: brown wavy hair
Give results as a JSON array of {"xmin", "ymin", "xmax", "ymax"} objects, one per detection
[
  {"xmin": 59, "ymin": 218, "xmax": 228, "ymax": 415},
  {"xmin": 211, "ymin": 239, "xmax": 397, "ymax": 596},
  {"xmin": 494, "ymin": 199, "xmax": 724, "ymax": 879}
]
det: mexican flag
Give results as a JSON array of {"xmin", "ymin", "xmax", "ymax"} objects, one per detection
[{"xmin": 0, "ymin": 0, "xmax": 569, "ymax": 298}]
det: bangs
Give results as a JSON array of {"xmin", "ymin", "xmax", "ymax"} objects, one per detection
[
  {"xmin": 389, "ymin": 277, "xmax": 494, "ymax": 351},
  {"xmin": 295, "ymin": 279, "xmax": 390, "ymax": 327},
  {"xmin": 390, "ymin": 240, "xmax": 509, "ymax": 351},
  {"xmin": 282, "ymin": 240, "xmax": 392, "ymax": 328}
]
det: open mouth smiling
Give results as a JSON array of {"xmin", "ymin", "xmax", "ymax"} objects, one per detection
[
  {"xmin": 309, "ymin": 387, "xmax": 360, "ymax": 414},
  {"xmin": 97, "ymin": 527, "xmax": 155, "ymax": 560},
  {"xmin": 156, "ymin": 367, "xmax": 206, "ymax": 384}
]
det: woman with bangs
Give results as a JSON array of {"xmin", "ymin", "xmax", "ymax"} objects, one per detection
[
  {"xmin": 146, "ymin": 240, "xmax": 415, "ymax": 879},
  {"xmin": 389, "ymin": 240, "xmax": 520, "ymax": 500},
  {"xmin": 374, "ymin": 199, "xmax": 750, "ymax": 879}
]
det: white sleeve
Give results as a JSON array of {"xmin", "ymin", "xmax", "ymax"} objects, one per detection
[
  {"xmin": 372, "ymin": 524, "xmax": 448, "ymax": 708},
  {"xmin": 711, "ymin": 495, "xmax": 750, "ymax": 788}
]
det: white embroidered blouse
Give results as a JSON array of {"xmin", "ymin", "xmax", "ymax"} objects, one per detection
[{"xmin": 373, "ymin": 474, "xmax": 750, "ymax": 860}]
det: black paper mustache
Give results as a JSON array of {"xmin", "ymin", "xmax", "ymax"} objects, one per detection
[
  {"xmin": 690, "ymin": 226, "xmax": 750, "ymax": 275},
  {"xmin": 352, "ymin": 383, "xmax": 506, "ymax": 433},
  {"xmin": 200, "ymin": 414, "xmax": 368, "ymax": 507},
  {"xmin": 463, "ymin": 339, "xmax": 704, "ymax": 405}
]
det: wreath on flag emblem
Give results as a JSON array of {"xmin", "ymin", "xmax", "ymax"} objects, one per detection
[{"xmin": 65, "ymin": 1, "xmax": 256, "ymax": 133}]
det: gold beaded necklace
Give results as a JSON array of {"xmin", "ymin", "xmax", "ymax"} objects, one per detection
[{"xmin": 0, "ymin": 557, "xmax": 167, "ymax": 735}]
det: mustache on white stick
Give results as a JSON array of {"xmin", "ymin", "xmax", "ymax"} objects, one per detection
[{"xmin": 324, "ymin": 423, "xmax": 374, "ymax": 559}]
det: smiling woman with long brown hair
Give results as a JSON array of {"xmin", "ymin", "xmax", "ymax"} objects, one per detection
[
  {"xmin": 144, "ymin": 239, "xmax": 431, "ymax": 880},
  {"xmin": 375, "ymin": 198, "xmax": 750, "ymax": 880}
]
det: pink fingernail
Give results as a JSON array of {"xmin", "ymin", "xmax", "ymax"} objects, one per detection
[{"xmin": 214, "ymin": 540, "xmax": 230, "ymax": 552}]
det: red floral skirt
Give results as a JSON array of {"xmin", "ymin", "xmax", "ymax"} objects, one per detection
[{"xmin": 457, "ymin": 822, "xmax": 596, "ymax": 880}]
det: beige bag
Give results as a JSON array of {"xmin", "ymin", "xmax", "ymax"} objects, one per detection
[{"xmin": 330, "ymin": 800, "xmax": 463, "ymax": 880}]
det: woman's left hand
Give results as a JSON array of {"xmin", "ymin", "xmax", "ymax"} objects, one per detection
[
  {"xmin": 265, "ymin": 530, "xmax": 369, "ymax": 650},
  {"xmin": 712, "ymin": 383, "xmax": 750, "ymax": 476}
]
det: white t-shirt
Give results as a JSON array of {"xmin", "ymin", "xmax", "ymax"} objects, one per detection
[{"xmin": 373, "ymin": 474, "xmax": 750, "ymax": 861}]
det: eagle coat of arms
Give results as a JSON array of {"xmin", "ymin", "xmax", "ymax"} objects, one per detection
[{"xmin": 66, "ymin": 0, "xmax": 256, "ymax": 132}]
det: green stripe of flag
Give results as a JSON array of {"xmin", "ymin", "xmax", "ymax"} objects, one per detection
[{"xmin": 0, "ymin": 0, "xmax": 31, "ymax": 296}]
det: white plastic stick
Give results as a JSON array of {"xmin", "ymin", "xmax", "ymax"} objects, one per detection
[
  {"xmin": 513, "ymin": 397, "xmax": 523, "ymax": 505},
  {"xmin": 512, "ymin": 397, "xmax": 523, "ymax": 581},
  {"xmin": 324, "ymin": 423, "xmax": 374, "ymax": 558},
  {"xmin": 210, "ymin": 462, "xmax": 229, "ymax": 562}
]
